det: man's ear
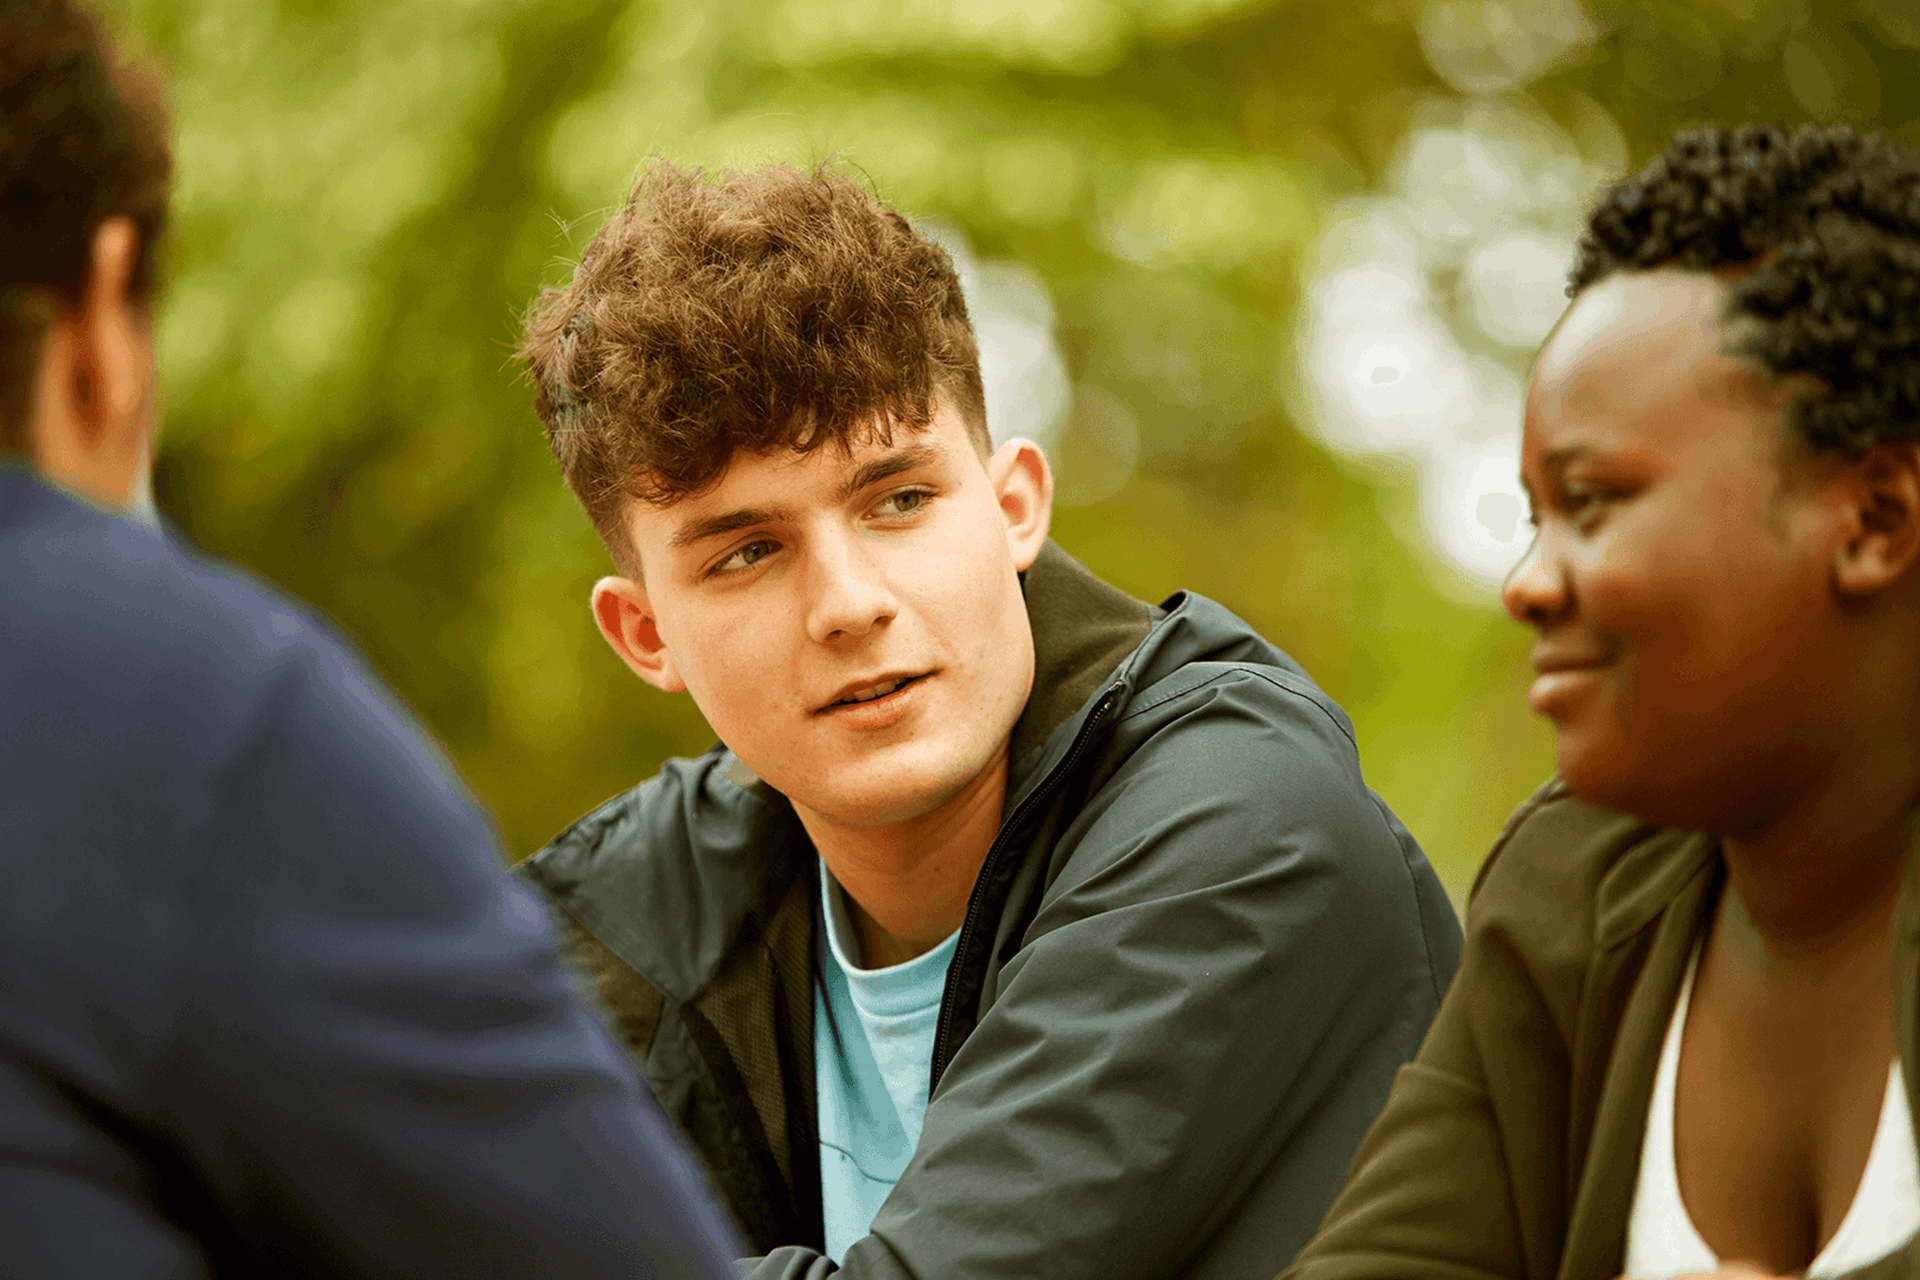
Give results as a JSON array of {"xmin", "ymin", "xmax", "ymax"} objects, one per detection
[
  {"xmin": 29, "ymin": 217, "xmax": 155, "ymax": 509},
  {"xmin": 590, "ymin": 575, "xmax": 687, "ymax": 692},
  {"xmin": 988, "ymin": 437, "xmax": 1053, "ymax": 572},
  {"xmin": 1833, "ymin": 443, "xmax": 1920, "ymax": 599}
]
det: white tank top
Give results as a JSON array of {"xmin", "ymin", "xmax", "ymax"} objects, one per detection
[{"xmin": 1624, "ymin": 946, "xmax": 1920, "ymax": 1279}]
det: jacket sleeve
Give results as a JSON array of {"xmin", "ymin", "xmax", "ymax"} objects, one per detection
[
  {"xmin": 151, "ymin": 637, "xmax": 746, "ymax": 1279},
  {"xmin": 745, "ymin": 666, "xmax": 1461, "ymax": 1280},
  {"xmin": 1281, "ymin": 780, "xmax": 1583, "ymax": 1280}
]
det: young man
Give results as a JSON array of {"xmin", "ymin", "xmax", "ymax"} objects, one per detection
[
  {"xmin": 0, "ymin": 4, "xmax": 741, "ymax": 1275},
  {"xmin": 518, "ymin": 162, "xmax": 1463, "ymax": 1280}
]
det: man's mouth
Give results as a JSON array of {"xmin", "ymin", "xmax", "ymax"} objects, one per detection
[{"xmin": 823, "ymin": 673, "xmax": 926, "ymax": 710}]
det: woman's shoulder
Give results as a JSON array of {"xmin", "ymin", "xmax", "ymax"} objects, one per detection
[
  {"xmin": 1474, "ymin": 779, "xmax": 1652, "ymax": 899},
  {"xmin": 1466, "ymin": 779, "xmax": 1712, "ymax": 992}
]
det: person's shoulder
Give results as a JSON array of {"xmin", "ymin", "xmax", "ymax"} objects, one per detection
[
  {"xmin": 1078, "ymin": 589, "xmax": 1418, "ymax": 874},
  {"xmin": 1116, "ymin": 588, "xmax": 1360, "ymax": 759},
  {"xmin": 1088, "ymin": 584, "xmax": 1453, "ymax": 895},
  {"xmin": 0, "ymin": 472, "xmax": 509, "ymax": 966},
  {"xmin": 1036, "ymin": 585, "xmax": 1459, "ymax": 995},
  {"xmin": 1466, "ymin": 778, "xmax": 1705, "ymax": 977},
  {"xmin": 6, "ymin": 474, "xmax": 339, "ymax": 676},
  {"xmin": 517, "ymin": 747, "xmax": 805, "ymax": 1001},
  {"xmin": 1472, "ymin": 779, "xmax": 1651, "ymax": 907},
  {"xmin": 521, "ymin": 749, "xmax": 756, "ymax": 893},
  {"xmin": 0, "ymin": 471, "xmax": 399, "ymax": 788}
]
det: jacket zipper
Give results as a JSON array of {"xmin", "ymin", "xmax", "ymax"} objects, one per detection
[{"xmin": 927, "ymin": 682, "xmax": 1124, "ymax": 1095}]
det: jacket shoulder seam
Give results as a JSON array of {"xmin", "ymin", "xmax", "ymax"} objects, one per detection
[{"xmin": 1120, "ymin": 663, "xmax": 1357, "ymax": 750}]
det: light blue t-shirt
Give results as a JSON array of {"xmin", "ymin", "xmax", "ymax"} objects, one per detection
[{"xmin": 814, "ymin": 863, "xmax": 960, "ymax": 1263}]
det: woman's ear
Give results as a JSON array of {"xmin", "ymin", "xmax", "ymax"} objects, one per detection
[
  {"xmin": 988, "ymin": 437, "xmax": 1054, "ymax": 572},
  {"xmin": 1833, "ymin": 443, "xmax": 1920, "ymax": 599},
  {"xmin": 590, "ymin": 576, "xmax": 687, "ymax": 692}
]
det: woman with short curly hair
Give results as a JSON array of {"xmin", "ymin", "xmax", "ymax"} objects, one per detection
[{"xmin": 1284, "ymin": 124, "xmax": 1920, "ymax": 1280}]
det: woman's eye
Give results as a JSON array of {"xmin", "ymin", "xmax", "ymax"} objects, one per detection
[
  {"xmin": 712, "ymin": 539, "xmax": 777, "ymax": 575},
  {"xmin": 875, "ymin": 488, "xmax": 931, "ymax": 518},
  {"xmin": 1562, "ymin": 486, "xmax": 1603, "ymax": 523}
]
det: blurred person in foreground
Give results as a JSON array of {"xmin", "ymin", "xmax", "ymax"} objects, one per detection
[
  {"xmin": 1284, "ymin": 124, "xmax": 1920, "ymax": 1280},
  {"xmin": 0, "ymin": 4, "xmax": 744, "ymax": 1275},
  {"xmin": 514, "ymin": 159, "xmax": 1463, "ymax": 1280}
]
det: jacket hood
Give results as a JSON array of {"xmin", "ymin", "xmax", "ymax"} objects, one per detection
[{"xmin": 519, "ymin": 539, "xmax": 1322, "ymax": 1002}]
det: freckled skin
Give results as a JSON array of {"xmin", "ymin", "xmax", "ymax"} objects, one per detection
[
  {"xmin": 1504, "ymin": 269, "xmax": 1920, "ymax": 1275},
  {"xmin": 592, "ymin": 403, "xmax": 1052, "ymax": 965},
  {"xmin": 628, "ymin": 408, "xmax": 1034, "ymax": 831}
]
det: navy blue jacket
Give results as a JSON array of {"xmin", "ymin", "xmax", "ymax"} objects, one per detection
[{"xmin": 0, "ymin": 464, "xmax": 743, "ymax": 1278}]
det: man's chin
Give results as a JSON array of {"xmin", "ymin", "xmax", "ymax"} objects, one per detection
[
  {"xmin": 778, "ymin": 752, "xmax": 1005, "ymax": 833},
  {"xmin": 793, "ymin": 782, "xmax": 962, "ymax": 831}
]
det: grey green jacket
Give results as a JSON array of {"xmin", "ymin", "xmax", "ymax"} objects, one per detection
[{"xmin": 519, "ymin": 542, "xmax": 1463, "ymax": 1280}]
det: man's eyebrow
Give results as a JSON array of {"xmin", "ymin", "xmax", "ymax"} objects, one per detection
[
  {"xmin": 663, "ymin": 443, "xmax": 944, "ymax": 551},
  {"xmin": 667, "ymin": 506, "xmax": 791, "ymax": 551},
  {"xmin": 836, "ymin": 442, "xmax": 943, "ymax": 504}
]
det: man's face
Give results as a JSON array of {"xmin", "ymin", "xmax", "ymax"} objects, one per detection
[
  {"xmin": 598, "ymin": 402, "xmax": 1050, "ymax": 831},
  {"xmin": 1503, "ymin": 269, "xmax": 1851, "ymax": 831}
]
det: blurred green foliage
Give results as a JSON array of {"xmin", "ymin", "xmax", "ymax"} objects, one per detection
[{"xmin": 116, "ymin": 0, "xmax": 1919, "ymax": 891}]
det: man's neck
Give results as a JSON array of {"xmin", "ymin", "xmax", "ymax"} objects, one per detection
[{"xmin": 796, "ymin": 755, "xmax": 1010, "ymax": 970}]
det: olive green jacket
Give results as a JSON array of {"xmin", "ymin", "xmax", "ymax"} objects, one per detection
[
  {"xmin": 1286, "ymin": 778, "xmax": 1920, "ymax": 1280},
  {"xmin": 521, "ymin": 542, "xmax": 1461, "ymax": 1280}
]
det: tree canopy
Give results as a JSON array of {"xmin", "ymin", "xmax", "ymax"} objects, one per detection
[{"xmin": 122, "ymin": 0, "xmax": 1920, "ymax": 891}]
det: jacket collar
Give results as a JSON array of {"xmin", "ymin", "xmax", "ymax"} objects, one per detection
[
  {"xmin": 1592, "ymin": 819, "xmax": 1718, "ymax": 950},
  {"xmin": 1003, "ymin": 541, "xmax": 1153, "ymax": 795},
  {"xmin": 524, "ymin": 539, "xmax": 1153, "ymax": 1003}
]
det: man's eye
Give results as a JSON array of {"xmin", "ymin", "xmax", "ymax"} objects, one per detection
[
  {"xmin": 874, "ymin": 488, "xmax": 931, "ymax": 518},
  {"xmin": 712, "ymin": 540, "xmax": 777, "ymax": 575}
]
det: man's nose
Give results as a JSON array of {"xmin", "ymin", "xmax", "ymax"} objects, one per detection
[{"xmin": 804, "ymin": 533, "xmax": 898, "ymax": 644}]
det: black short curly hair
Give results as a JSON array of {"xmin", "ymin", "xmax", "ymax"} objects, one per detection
[{"xmin": 1570, "ymin": 124, "xmax": 1920, "ymax": 457}]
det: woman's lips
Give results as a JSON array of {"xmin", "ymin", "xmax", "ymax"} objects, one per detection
[{"xmin": 1528, "ymin": 662, "xmax": 1607, "ymax": 715}]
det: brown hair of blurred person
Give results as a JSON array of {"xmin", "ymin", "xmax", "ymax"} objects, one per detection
[
  {"xmin": 0, "ymin": 0, "xmax": 170, "ymax": 451},
  {"xmin": 519, "ymin": 161, "xmax": 988, "ymax": 576}
]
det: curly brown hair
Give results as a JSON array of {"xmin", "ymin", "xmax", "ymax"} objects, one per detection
[
  {"xmin": 520, "ymin": 161, "xmax": 988, "ymax": 573},
  {"xmin": 0, "ymin": 0, "xmax": 171, "ymax": 450},
  {"xmin": 1571, "ymin": 124, "xmax": 1920, "ymax": 458}
]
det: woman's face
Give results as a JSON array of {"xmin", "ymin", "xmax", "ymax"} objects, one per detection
[{"xmin": 1503, "ymin": 269, "xmax": 1852, "ymax": 832}]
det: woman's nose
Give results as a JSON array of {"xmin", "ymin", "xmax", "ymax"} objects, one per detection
[{"xmin": 1501, "ymin": 530, "xmax": 1571, "ymax": 626}]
